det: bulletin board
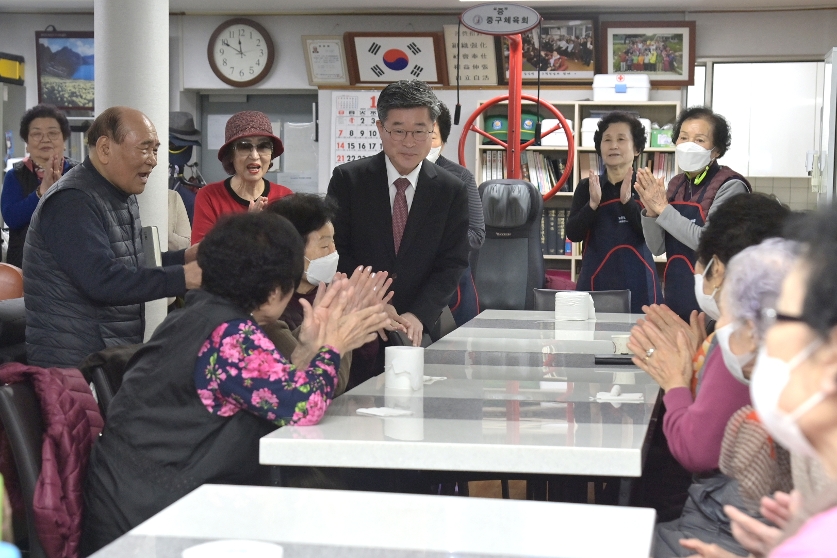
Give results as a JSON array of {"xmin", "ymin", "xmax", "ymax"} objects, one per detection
[{"xmin": 331, "ymin": 91, "xmax": 383, "ymax": 171}]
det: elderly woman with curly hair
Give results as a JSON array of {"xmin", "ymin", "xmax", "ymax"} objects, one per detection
[
  {"xmin": 80, "ymin": 212, "xmax": 388, "ymax": 555},
  {"xmin": 635, "ymin": 107, "xmax": 751, "ymax": 322},
  {"xmin": 1, "ymin": 104, "xmax": 76, "ymax": 267}
]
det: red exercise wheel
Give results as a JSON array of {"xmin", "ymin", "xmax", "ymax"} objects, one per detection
[{"xmin": 457, "ymin": 94, "xmax": 575, "ymax": 201}]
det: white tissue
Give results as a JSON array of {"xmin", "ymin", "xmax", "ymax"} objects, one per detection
[
  {"xmin": 590, "ymin": 391, "xmax": 644, "ymax": 403},
  {"xmin": 356, "ymin": 407, "xmax": 414, "ymax": 417},
  {"xmin": 423, "ymin": 376, "xmax": 447, "ymax": 385},
  {"xmin": 555, "ymin": 292, "xmax": 596, "ymax": 321}
]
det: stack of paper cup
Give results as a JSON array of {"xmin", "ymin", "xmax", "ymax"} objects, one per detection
[
  {"xmin": 384, "ymin": 346, "xmax": 424, "ymax": 391},
  {"xmin": 554, "ymin": 292, "xmax": 596, "ymax": 321}
]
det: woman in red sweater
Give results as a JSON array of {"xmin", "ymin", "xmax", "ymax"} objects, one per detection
[{"xmin": 191, "ymin": 111, "xmax": 293, "ymax": 243}]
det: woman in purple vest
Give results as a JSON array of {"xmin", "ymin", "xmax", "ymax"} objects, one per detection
[{"xmin": 635, "ymin": 107, "xmax": 751, "ymax": 323}]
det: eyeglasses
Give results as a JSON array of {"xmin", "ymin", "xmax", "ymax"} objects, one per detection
[
  {"xmin": 760, "ymin": 307, "xmax": 807, "ymax": 329},
  {"xmin": 234, "ymin": 140, "xmax": 273, "ymax": 155},
  {"xmin": 29, "ymin": 131, "xmax": 63, "ymax": 142},
  {"xmin": 381, "ymin": 125, "xmax": 430, "ymax": 142}
]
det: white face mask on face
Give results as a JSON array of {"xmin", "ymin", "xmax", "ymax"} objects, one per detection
[
  {"xmin": 676, "ymin": 141, "xmax": 713, "ymax": 173},
  {"xmin": 426, "ymin": 145, "xmax": 442, "ymax": 163},
  {"xmin": 305, "ymin": 250, "xmax": 339, "ymax": 286},
  {"xmin": 694, "ymin": 258, "xmax": 721, "ymax": 321},
  {"xmin": 715, "ymin": 322, "xmax": 755, "ymax": 385},
  {"xmin": 750, "ymin": 340, "xmax": 826, "ymax": 458}
]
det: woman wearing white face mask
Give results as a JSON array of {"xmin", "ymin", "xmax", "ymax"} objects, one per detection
[
  {"xmin": 655, "ymin": 239, "xmax": 798, "ymax": 558},
  {"xmin": 681, "ymin": 208, "xmax": 837, "ymax": 558},
  {"xmin": 629, "ymin": 194, "xmax": 790, "ymax": 475},
  {"xmin": 634, "ymin": 107, "xmax": 751, "ymax": 322}
]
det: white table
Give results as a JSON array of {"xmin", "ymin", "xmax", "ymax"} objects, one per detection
[
  {"xmin": 260, "ymin": 309, "xmax": 659, "ymax": 503},
  {"xmin": 91, "ymin": 484, "xmax": 657, "ymax": 558}
]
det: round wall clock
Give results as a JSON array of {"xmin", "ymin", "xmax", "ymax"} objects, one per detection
[{"xmin": 208, "ymin": 18, "xmax": 275, "ymax": 87}]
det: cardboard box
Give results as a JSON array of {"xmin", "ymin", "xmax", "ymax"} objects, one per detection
[
  {"xmin": 593, "ymin": 74, "xmax": 650, "ymax": 102},
  {"xmin": 651, "ymin": 129, "xmax": 674, "ymax": 147}
]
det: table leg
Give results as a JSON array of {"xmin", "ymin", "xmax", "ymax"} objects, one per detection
[{"xmin": 617, "ymin": 478, "xmax": 634, "ymax": 506}]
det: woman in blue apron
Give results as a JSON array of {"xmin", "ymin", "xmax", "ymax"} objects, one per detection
[
  {"xmin": 634, "ymin": 107, "xmax": 751, "ymax": 322},
  {"xmin": 567, "ymin": 112, "xmax": 661, "ymax": 314}
]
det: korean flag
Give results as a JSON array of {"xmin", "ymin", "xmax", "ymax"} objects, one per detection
[{"xmin": 353, "ymin": 36, "xmax": 440, "ymax": 83}]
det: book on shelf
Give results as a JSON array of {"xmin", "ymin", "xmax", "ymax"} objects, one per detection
[
  {"xmin": 637, "ymin": 152, "xmax": 676, "ymax": 184},
  {"xmin": 481, "ymin": 149, "xmax": 573, "ymax": 194},
  {"xmin": 540, "ymin": 208, "xmax": 569, "ymax": 256}
]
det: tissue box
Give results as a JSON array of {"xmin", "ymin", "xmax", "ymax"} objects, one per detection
[
  {"xmin": 540, "ymin": 119, "xmax": 574, "ymax": 146},
  {"xmin": 651, "ymin": 129, "xmax": 674, "ymax": 147},
  {"xmin": 581, "ymin": 118, "xmax": 600, "ymax": 147},
  {"xmin": 593, "ymin": 74, "xmax": 651, "ymax": 102}
]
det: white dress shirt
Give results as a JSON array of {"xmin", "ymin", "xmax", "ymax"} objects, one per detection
[{"xmin": 385, "ymin": 156, "xmax": 422, "ymax": 212}]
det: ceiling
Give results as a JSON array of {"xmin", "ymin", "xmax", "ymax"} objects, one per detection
[{"xmin": 2, "ymin": 0, "xmax": 836, "ymax": 14}]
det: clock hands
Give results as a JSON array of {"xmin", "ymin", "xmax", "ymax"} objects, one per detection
[
  {"xmin": 221, "ymin": 39, "xmax": 244, "ymax": 56},
  {"xmin": 238, "ymin": 38, "xmax": 245, "ymax": 58}
]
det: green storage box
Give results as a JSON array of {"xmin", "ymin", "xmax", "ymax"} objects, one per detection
[
  {"xmin": 484, "ymin": 115, "xmax": 508, "ymax": 144},
  {"xmin": 651, "ymin": 129, "xmax": 674, "ymax": 147}
]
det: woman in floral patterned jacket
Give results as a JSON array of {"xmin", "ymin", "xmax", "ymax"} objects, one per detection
[{"xmin": 81, "ymin": 212, "xmax": 389, "ymax": 555}]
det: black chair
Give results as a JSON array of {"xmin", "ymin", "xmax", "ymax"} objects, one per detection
[
  {"xmin": 0, "ymin": 382, "xmax": 47, "ymax": 558},
  {"xmin": 79, "ymin": 344, "xmax": 141, "ymax": 417},
  {"xmin": 533, "ymin": 288, "xmax": 632, "ymax": 313},
  {"xmin": 474, "ymin": 180, "xmax": 544, "ymax": 310},
  {"xmin": 0, "ymin": 298, "xmax": 26, "ymax": 364}
]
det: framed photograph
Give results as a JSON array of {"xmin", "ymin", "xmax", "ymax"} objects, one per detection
[
  {"xmin": 600, "ymin": 21, "xmax": 696, "ymax": 86},
  {"xmin": 35, "ymin": 30, "xmax": 94, "ymax": 111},
  {"xmin": 344, "ymin": 32, "xmax": 447, "ymax": 86},
  {"xmin": 496, "ymin": 17, "xmax": 597, "ymax": 84},
  {"xmin": 443, "ymin": 24, "xmax": 498, "ymax": 86},
  {"xmin": 302, "ymin": 35, "xmax": 350, "ymax": 86}
]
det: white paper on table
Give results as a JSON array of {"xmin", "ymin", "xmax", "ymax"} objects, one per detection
[
  {"xmin": 591, "ymin": 392, "xmax": 644, "ymax": 402},
  {"xmin": 356, "ymin": 407, "xmax": 414, "ymax": 417},
  {"xmin": 423, "ymin": 376, "xmax": 447, "ymax": 385}
]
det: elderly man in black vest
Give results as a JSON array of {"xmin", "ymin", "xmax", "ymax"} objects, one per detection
[{"xmin": 24, "ymin": 106, "xmax": 202, "ymax": 368}]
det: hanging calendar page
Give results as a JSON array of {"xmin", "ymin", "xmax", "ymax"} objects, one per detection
[{"xmin": 331, "ymin": 91, "xmax": 383, "ymax": 170}]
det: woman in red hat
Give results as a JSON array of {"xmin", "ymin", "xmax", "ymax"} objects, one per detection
[{"xmin": 191, "ymin": 111, "xmax": 293, "ymax": 244}]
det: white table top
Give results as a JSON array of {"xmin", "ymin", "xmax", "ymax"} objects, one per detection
[
  {"xmin": 261, "ymin": 309, "xmax": 659, "ymax": 478},
  {"xmin": 92, "ymin": 484, "xmax": 656, "ymax": 558}
]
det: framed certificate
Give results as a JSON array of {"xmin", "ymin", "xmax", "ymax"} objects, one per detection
[
  {"xmin": 443, "ymin": 25, "xmax": 498, "ymax": 86},
  {"xmin": 302, "ymin": 36, "xmax": 350, "ymax": 86},
  {"xmin": 344, "ymin": 32, "xmax": 447, "ymax": 86}
]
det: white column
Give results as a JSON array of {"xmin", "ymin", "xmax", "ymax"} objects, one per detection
[{"xmin": 95, "ymin": 0, "xmax": 170, "ymax": 339}]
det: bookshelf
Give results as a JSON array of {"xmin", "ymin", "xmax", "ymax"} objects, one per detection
[{"xmin": 474, "ymin": 99, "xmax": 681, "ymax": 280}]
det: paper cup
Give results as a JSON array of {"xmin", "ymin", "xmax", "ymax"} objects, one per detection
[
  {"xmin": 384, "ymin": 387, "xmax": 424, "ymax": 441},
  {"xmin": 385, "ymin": 346, "xmax": 424, "ymax": 391}
]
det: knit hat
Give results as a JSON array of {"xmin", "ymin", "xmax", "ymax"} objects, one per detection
[{"xmin": 217, "ymin": 111, "xmax": 284, "ymax": 165}]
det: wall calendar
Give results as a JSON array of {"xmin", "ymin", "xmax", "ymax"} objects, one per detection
[{"xmin": 331, "ymin": 91, "xmax": 383, "ymax": 171}]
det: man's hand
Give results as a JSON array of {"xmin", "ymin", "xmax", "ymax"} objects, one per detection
[
  {"xmin": 184, "ymin": 243, "xmax": 199, "ymax": 263},
  {"xmin": 400, "ymin": 312, "xmax": 423, "ymax": 347},
  {"xmin": 183, "ymin": 261, "xmax": 202, "ymax": 289}
]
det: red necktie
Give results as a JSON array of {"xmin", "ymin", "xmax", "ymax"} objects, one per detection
[{"xmin": 392, "ymin": 178, "xmax": 410, "ymax": 254}]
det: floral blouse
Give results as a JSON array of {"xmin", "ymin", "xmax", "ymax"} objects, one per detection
[{"xmin": 194, "ymin": 319, "xmax": 340, "ymax": 427}]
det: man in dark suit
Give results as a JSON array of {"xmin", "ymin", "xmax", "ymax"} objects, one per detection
[{"xmin": 328, "ymin": 81, "xmax": 469, "ymax": 384}]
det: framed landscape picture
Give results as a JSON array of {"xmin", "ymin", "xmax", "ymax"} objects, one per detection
[
  {"xmin": 600, "ymin": 21, "xmax": 696, "ymax": 86},
  {"xmin": 35, "ymin": 30, "xmax": 94, "ymax": 111},
  {"xmin": 496, "ymin": 17, "xmax": 597, "ymax": 84}
]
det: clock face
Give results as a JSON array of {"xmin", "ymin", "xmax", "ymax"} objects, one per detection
[{"xmin": 208, "ymin": 18, "xmax": 275, "ymax": 87}]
